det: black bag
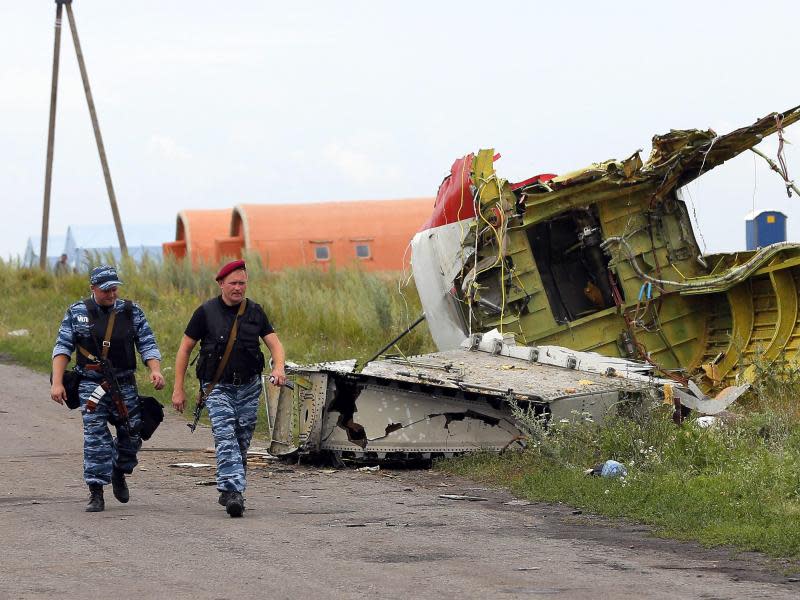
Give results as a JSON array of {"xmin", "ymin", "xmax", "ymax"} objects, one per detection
[
  {"xmin": 139, "ymin": 396, "xmax": 164, "ymax": 441},
  {"xmin": 50, "ymin": 369, "xmax": 81, "ymax": 410}
]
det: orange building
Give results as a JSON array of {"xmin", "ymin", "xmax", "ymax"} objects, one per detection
[
  {"xmin": 164, "ymin": 198, "xmax": 434, "ymax": 271},
  {"xmin": 163, "ymin": 209, "xmax": 234, "ymax": 265}
]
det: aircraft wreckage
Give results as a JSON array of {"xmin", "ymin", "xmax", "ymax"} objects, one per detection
[
  {"xmin": 268, "ymin": 332, "xmax": 686, "ymax": 461},
  {"xmin": 271, "ymin": 106, "xmax": 798, "ymax": 462}
]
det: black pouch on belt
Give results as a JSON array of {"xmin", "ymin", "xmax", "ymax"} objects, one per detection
[
  {"xmin": 138, "ymin": 396, "xmax": 164, "ymax": 441},
  {"xmin": 50, "ymin": 369, "xmax": 81, "ymax": 410}
]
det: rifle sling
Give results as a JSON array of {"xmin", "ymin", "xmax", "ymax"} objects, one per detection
[
  {"xmin": 77, "ymin": 304, "xmax": 118, "ymax": 363},
  {"xmin": 100, "ymin": 309, "xmax": 116, "ymax": 359},
  {"xmin": 202, "ymin": 299, "xmax": 247, "ymax": 398}
]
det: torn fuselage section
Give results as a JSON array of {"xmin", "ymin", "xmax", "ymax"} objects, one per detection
[
  {"xmin": 269, "ymin": 334, "xmax": 680, "ymax": 463},
  {"xmin": 411, "ymin": 105, "xmax": 800, "ymax": 395}
]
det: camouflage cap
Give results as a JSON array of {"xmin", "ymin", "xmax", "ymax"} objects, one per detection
[{"xmin": 89, "ymin": 265, "xmax": 123, "ymax": 290}]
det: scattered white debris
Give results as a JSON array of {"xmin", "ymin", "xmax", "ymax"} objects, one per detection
[
  {"xmin": 585, "ymin": 459, "xmax": 627, "ymax": 478},
  {"xmin": 247, "ymin": 448, "xmax": 274, "ymax": 458},
  {"xmin": 356, "ymin": 465, "xmax": 380, "ymax": 472},
  {"xmin": 504, "ymin": 499, "xmax": 531, "ymax": 506},
  {"xmin": 439, "ymin": 494, "xmax": 488, "ymax": 502},
  {"xmin": 8, "ymin": 329, "xmax": 29, "ymax": 337},
  {"xmin": 168, "ymin": 463, "xmax": 213, "ymax": 468},
  {"xmin": 695, "ymin": 416, "xmax": 719, "ymax": 428}
]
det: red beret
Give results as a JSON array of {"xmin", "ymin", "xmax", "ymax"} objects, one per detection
[{"xmin": 215, "ymin": 259, "xmax": 246, "ymax": 281}]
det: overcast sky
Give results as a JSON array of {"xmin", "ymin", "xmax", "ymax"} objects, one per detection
[{"xmin": 1, "ymin": 1, "xmax": 798, "ymax": 260}]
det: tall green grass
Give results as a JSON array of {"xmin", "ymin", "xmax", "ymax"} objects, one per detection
[
  {"xmin": 0, "ymin": 256, "xmax": 434, "ymax": 411},
  {"xmin": 443, "ymin": 377, "xmax": 800, "ymax": 559}
]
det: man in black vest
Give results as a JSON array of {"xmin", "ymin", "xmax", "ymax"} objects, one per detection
[
  {"xmin": 51, "ymin": 265, "xmax": 166, "ymax": 512},
  {"xmin": 172, "ymin": 259, "xmax": 286, "ymax": 517}
]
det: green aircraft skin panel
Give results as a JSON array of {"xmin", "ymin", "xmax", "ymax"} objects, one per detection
[{"xmin": 452, "ymin": 106, "xmax": 800, "ymax": 391}]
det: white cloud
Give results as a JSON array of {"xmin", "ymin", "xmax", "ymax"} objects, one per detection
[
  {"xmin": 323, "ymin": 132, "xmax": 400, "ymax": 185},
  {"xmin": 147, "ymin": 135, "xmax": 191, "ymax": 161}
]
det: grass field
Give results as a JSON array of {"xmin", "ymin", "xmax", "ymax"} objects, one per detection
[
  {"xmin": 3, "ymin": 258, "xmax": 800, "ymax": 560},
  {"xmin": 0, "ymin": 256, "xmax": 434, "ymax": 422}
]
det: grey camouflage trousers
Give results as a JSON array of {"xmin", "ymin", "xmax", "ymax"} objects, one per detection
[
  {"xmin": 205, "ymin": 376, "xmax": 261, "ymax": 494},
  {"xmin": 79, "ymin": 379, "xmax": 142, "ymax": 486}
]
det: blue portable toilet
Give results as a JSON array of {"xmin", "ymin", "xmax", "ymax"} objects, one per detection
[{"xmin": 745, "ymin": 209, "xmax": 787, "ymax": 250}]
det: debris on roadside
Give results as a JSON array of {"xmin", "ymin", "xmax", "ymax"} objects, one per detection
[
  {"xmin": 279, "ymin": 333, "xmax": 683, "ymax": 466},
  {"xmin": 694, "ymin": 416, "xmax": 719, "ymax": 429},
  {"xmin": 355, "ymin": 465, "xmax": 380, "ymax": 473},
  {"xmin": 584, "ymin": 460, "xmax": 628, "ymax": 478},
  {"xmin": 168, "ymin": 462, "xmax": 213, "ymax": 469},
  {"xmin": 247, "ymin": 448, "xmax": 275, "ymax": 458},
  {"xmin": 439, "ymin": 494, "xmax": 489, "ymax": 501}
]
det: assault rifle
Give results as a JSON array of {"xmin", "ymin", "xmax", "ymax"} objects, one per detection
[
  {"xmin": 85, "ymin": 356, "xmax": 131, "ymax": 433},
  {"xmin": 188, "ymin": 375, "xmax": 293, "ymax": 433},
  {"xmin": 188, "ymin": 388, "xmax": 206, "ymax": 433}
]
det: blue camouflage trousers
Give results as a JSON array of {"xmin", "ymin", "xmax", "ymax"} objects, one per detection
[
  {"xmin": 205, "ymin": 376, "xmax": 261, "ymax": 494},
  {"xmin": 79, "ymin": 379, "xmax": 142, "ymax": 486}
]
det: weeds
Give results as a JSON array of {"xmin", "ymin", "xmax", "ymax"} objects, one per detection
[
  {"xmin": 446, "ymin": 366, "xmax": 800, "ymax": 558},
  {"xmin": 0, "ymin": 258, "xmax": 435, "ymax": 433}
]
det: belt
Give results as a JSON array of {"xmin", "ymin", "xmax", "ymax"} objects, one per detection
[
  {"xmin": 84, "ymin": 373, "xmax": 136, "ymax": 386},
  {"xmin": 219, "ymin": 373, "xmax": 258, "ymax": 386},
  {"xmin": 116, "ymin": 374, "xmax": 137, "ymax": 386}
]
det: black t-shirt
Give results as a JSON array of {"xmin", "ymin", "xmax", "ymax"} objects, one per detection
[{"xmin": 185, "ymin": 296, "xmax": 274, "ymax": 341}]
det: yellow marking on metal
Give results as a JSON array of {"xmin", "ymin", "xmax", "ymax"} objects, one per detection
[
  {"xmin": 752, "ymin": 255, "xmax": 800, "ymax": 276},
  {"xmin": 743, "ymin": 270, "xmax": 798, "ymax": 381},
  {"xmin": 713, "ymin": 283, "xmax": 754, "ymax": 382}
]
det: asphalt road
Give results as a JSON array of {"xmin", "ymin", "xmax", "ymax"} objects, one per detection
[{"xmin": 1, "ymin": 361, "xmax": 798, "ymax": 600}]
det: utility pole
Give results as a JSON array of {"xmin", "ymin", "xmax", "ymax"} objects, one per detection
[
  {"xmin": 40, "ymin": 1, "xmax": 65, "ymax": 270},
  {"xmin": 39, "ymin": 0, "xmax": 128, "ymax": 270}
]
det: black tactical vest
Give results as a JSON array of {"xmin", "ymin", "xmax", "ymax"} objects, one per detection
[
  {"xmin": 195, "ymin": 298, "xmax": 265, "ymax": 382},
  {"xmin": 76, "ymin": 298, "xmax": 137, "ymax": 371}
]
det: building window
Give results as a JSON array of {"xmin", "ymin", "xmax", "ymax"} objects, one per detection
[
  {"xmin": 355, "ymin": 244, "xmax": 371, "ymax": 259},
  {"xmin": 314, "ymin": 246, "xmax": 330, "ymax": 261}
]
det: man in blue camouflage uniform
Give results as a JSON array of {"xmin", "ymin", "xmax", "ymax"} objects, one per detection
[
  {"xmin": 50, "ymin": 265, "xmax": 165, "ymax": 512},
  {"xmin": 172, "ymin": 259, "xmax": 286, "ymax": 518}
]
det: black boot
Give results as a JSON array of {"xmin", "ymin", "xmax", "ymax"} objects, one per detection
[
  {"xmin": 225, "ymin": 491, "xmax": 244, "ymax": 518},
  {"xmin": 111, "ymin": 469, "xmax": 129, "ymax": 503},
  {"xmin": 86, "ymin": 484, "xmax": 104, "ymax": 512},
  {"xmin": 218, "ymin": 490, "xmax": 232, "ymax": 507}
]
